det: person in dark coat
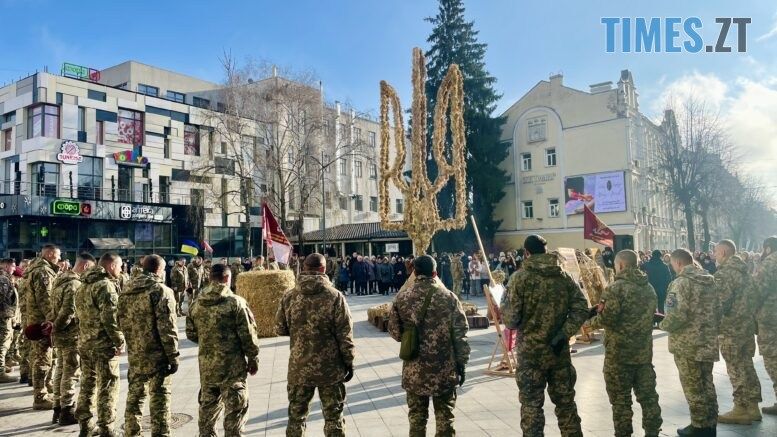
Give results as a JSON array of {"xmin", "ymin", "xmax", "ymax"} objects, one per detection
[
  {"xmin": 393, "ymin": 257, "xmax": 407, "ymax": 291},
  {"xmin": 602, "ymin": 247, "xmax": 615, "ymax": 270},
  {"xmin": 641, "ymin": 249, "xmax": 672, "ymax": 313},
  {"xmin": 351, "ymin": 256, "xmax": 369, "ymax": 296}
]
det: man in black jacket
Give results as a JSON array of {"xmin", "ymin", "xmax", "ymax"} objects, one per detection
[{"xmin": 641, "ymin": 250, "xmax": 673, "ymax": 313}]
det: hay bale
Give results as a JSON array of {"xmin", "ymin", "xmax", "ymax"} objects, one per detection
[
  {"xmin": 236, "ymin": 270, "xmax": 296, "ymax": 338},
  {"xmin": 461, "ymin": 301, "xmax": 479, "ymax": 316},
  {"xmin": 368, "ymin": 303, "xmax": 392, "ymax": 325}
]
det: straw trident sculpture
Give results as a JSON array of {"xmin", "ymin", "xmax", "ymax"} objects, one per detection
[{"xmin": 379, "ymin": 48, "xmax": 468, "ymax": 255}]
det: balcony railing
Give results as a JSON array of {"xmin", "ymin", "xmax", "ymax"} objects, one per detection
[{"xmin": 0, "ymin": 180, "xmax": 194, "ymax": 205}]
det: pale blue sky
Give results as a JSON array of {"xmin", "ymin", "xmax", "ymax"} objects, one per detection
[{"xmin": 3, "ymin": 0, "xmax": 776, "ymax": 185}]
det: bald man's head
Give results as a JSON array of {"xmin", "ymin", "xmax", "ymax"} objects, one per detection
[{"xmin": 614, "ymin": 250, "xmax": 638, "ymax": 273}]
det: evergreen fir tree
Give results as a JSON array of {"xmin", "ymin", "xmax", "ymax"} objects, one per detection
[{"xmin": 423, "ymin": 0, "xmax": 508, "ymax": 252}]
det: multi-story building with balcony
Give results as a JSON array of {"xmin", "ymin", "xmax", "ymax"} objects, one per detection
[{"xmin": 0, "ymin": 61, "xmax": 406, "ymax": 260}]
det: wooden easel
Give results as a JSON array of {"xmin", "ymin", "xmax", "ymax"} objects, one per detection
[{"xmin": 470, "ymin": 216, "xmax": 516, "ymax": 377}]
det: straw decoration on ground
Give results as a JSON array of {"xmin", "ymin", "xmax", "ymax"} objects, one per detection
[
  {"xmin": 236, "ymin": 270, "xmax": 296, "ymax": 338},
  {"xmin": 461, "ymin": 301, "xmax": 479, "ymax": 316}
]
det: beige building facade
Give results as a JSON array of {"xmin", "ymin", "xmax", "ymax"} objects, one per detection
[{"xmin": 494, "ymin": 70, "xmax": 684, "ymax": 252}]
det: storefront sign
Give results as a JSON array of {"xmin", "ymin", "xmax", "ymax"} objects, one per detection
[
  {"xmin": 62, "ymin": 63, "xmax": 101, "ymax": 81},
  {"xmin": 113, "ymin": 146, "xmax": 149, "ymax": 168},
  {"xmin": 56, "ymin": 140, "xmax": 84, "ymax": 165},
  {"xmin": 120, "ymin": 204, "xmax": 162, "ymax": 221},
  {"xmin": 521, "ymin": 173, "xmax": 556, "ymax": 184},
  {"xmin": 51, "ymin": 199, "xmax": 91, "ymax": 216},
  {"xmin": 385, "ymin": 243, "xmax": 399, "ymax": 253}
]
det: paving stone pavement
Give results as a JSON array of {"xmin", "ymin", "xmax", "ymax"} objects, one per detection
[{"xmin": 1, "ymin": 293, "xmax": 776, "ymax": 436}]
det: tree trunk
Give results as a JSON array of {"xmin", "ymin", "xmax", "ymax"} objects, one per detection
[
  {"xmin": 700, "ymin": 208, "xmax": 711, "ymax": 252},
  {"xmin": 244, "ymin": 204, "xmax": 253, "ymax": 257},
  {"xmin": 683, "ymin": 198, "xmax": 696, "ymax": 251},
  {"xmin": 297, "ymin": 211, "xmax": 305, "ymax": 255}
]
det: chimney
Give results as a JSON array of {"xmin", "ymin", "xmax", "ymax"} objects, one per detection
[
  {"xmin": 589, "ymin": 81, "xmax": 613, "ymax": 93},
  {"xmin": 272, "ymin": 65, "xmax": 278, "ymax": 77},
  {"xmin": 549, "ymin": 73, "xmax": 563, "ymax": 88}
]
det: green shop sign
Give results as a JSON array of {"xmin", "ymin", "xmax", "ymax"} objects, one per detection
[
  {"xmin": 61, "ymin": 63, "xmax": 101, "ymax": 81},
  {"xmin": 50, "ymin": 200, "xmax": 91, "ymax": 216}
]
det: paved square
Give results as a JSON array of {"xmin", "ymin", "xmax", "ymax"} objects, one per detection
[{"xmin": 1, "ymin": 294, "xmax": 775, "ymax": 436}]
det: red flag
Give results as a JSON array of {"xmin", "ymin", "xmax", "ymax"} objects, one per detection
[
  {"xmin": 262, "ymin": 203, "xmax": 292, "ymax": 264},
  {"xmin": 583, "ymin": 205, "xmax": 615, "ymax": 248}
]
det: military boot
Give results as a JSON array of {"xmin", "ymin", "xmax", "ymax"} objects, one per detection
[
  {"xmin": 677, "ymin": 425, "xmax": 706, "ymax": 436},
  {"xmin": 78, "ymin": 421, "xmax": 97, "ymax": 437},
  {"xmin": 18, "ymin": 374, "xmax": 28, "ymax": 384},
  {"xmin": 32, "ymin": 394, "xmax": 54, "ymax": 410},
  {"xmin": 718, "ymin": 404, "xmax": 752, "ymax": 425},
  {"xmin": 0, "ymin": 371, "xmax": 16, "ymax": 383},
  {"xmin": 52, "ymin": 406, "xmax": 61, "ymax": 424},
  {"xmin": 762, "ymin": 403, "xmax": 777, "ymax": 415},
  {"xmin": 748, "ymin": 402, "xmax": 762, "ymax": 421},
  {"xmin": 5, "ymin": 358, "xmax": 18, "ymax": 367},
  {"xmin": 59, "ymin": 406, "xmax": 78, "ymax": 426}
]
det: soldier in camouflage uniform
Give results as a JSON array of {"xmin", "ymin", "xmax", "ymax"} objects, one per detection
[
  {"xmin": 659, "ymin": 249, "xmax": 719, "ymax": 436},
  {"xmin": 268, "ymin": 257, "xmax": 280, "ymax": 270},
  {"xmin": 502, "ymin": 235, "xmax": 588, "ymax": 437},
  {"xmin": 755, "ymin": 237, "xmax": 777, "ymax": 416},
  {"xmin": 130, "ymin": 256, "xmax": 145, "ymax": 278},
  {"xmin": 49, "ymin": 253, "xmax": 96, "ymax": 426},
  {"xmin": 589, "ymin": 250, "xmax": 662, "ymax": 437},
  {"xmin": 119, "ymin": 254, "xmax": 180, "ymax": 436},
  {"xmin": 450, "ymin": 252, "xmax": 464, "ymax": 298},
  {"xmin": 75, "ymin": 253, "xmax": 126, "ymax": 437},
  {"xmin": 252, "ymin": 256, "xmax": 265, "ymax": 271},
  {"xmin": 170, "ymin": 259, "xmax": 189, "ymax": 316},
  {"xmin": 275, "ymin": 253, "xmax": 355, "ymax": 436},
  {"xmin": 230, "ymin": 260, "xmax": 244, "ymax": 291},
  {"xmin": 25, "ymin": 245, "xmax": 61, "ymax": 410},
  {"xmin": 713, "ymin": 240, "xmax": 762, "ymax": 424},
  {"xmin": 186, "ymin": 263, "xmax": 260, "ymax": 436},
  {"xmin": 202, "ymin": 259, "xmax": 212, "ymax": 288},
  {"xmin": 187, "ymin": 256, "xmax": 205, "ymax": 300},
  {"xmin": 388, "ymin": 255, "xmax": 470, "ymax": 436},
  {"xmin": 0, "ymin": 259, "xmax": 18, "ymax": 383}
]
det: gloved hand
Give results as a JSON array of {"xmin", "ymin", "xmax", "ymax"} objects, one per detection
[
  {"xmin": 550, "ymin": 332, "xmax": 568, "ymax": 356},
  {"xmin": 456, "ymin": 363, "xmax": 466, "ymax": 387},
  {"xmin": 247, "ymin": 357, "xmax": 259, "ymax": 376},
  {"xmin": 167, "ymin": 359, "xmax": 179, "ymax": 376},
  {"xmin": 587, "ymin": 306, "xmax": 599, "ymax": 318},
  {"xmin": 344, "ymin": 365, "xmax": 354, "ymax": 382}
]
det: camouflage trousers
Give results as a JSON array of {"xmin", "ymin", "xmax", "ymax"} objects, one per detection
[
  {"xmin": 125, "ymin": 369, "xmax": 172, "ymax": 436},
  {"xmin": 757, "ymin": 331, "xmax": 777, "ymax": 398},
  {"xmin": 720, "ymin": 335, "xmax": 761, "ymax": 406},
  {"xmin": 198, "ymin": 379, "xmax": 249, "ymax": 437},
  {"xmin": 52, "ymin": 346, "xmax": 79, "ymax": 408},
  {"xmin": 674, "ymin": 356, "xmax": 717, "ymax": 428},
  {"xmin": 516, "ymin": 354, "xmax": 583, "ymax": 437},
  {"xmin": 6, "ymin": 327, "xmax": 20, "ymax": 363},
  {"xmin": 30, "ymin": 340, "xmax": 53, "ymax": 398},
  {"xmin": 286, "ymin": 383, "xmax": 346, "ymax": 437},
  {"xmin": 0, "ymin": 317, "xmax": 11, "ymax": 370},
  {"xmin": 452, "ymin": 277, "xmax": 462, "ymax": 298},
  {"xmin": 407, "ymin": 390, "xmax": 457, "ymax": 437},
  {"xmin": 76, "ymin": 350, "xmax": 120, "ymax": 433},
  {"xmin": 174, "ymin": 290, "xmax": 185, "ymax": 314},
  {"xmin": 18, "ymin": 315, "xmax": 29, "ymax": 377},
  {"xmin": 603, "ymin": 361, "xmax": 662, "ymax": 436}
]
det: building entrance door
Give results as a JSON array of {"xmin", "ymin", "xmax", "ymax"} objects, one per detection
[{"xmin": 118, "ymin": 166, "xmax": 133, "ymax": 202}]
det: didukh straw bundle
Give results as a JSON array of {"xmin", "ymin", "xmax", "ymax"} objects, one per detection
[{"xmin": 236, "ymin": 269, "xmax": 296, "ymax": 338}]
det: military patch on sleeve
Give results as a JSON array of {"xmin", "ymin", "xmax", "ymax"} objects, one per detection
[
  {"xmin": 42, "ymin": 276, "xmax": 49, "ymax": 287},
  {"xmin": 665, "ymin": 293, "xmax": 677, "ymax": 309}
]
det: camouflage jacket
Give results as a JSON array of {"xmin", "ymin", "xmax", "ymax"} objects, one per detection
[
  {"xmin": 24, "ymin": 257, "xmax": 59, "ymax": 325},
  {"xmin": 202, "ymin": 264, "xmax": 212, "ymax": 287},
  {"xmin": 589, "ymin": 268, "xmax": 657, "ymax": 365},
  {"xmin": 186, "ymin": 283, "xmax": 260, "ymax": 386},
  {"xmin": 130, "ymin": 264, "xmax": 143, "ymax": 278},
  {"xmin": 75, "ymin": 266, "xmax": 125, "ymax": 354},
  {"xmin": 275, "ymin": 272, "xmax": 355, "ymax": 386},
  {"xmin": 187, "ymin": 263, "xmax": 205, "ymax": 291},
  {"xmin": 502, "ymin": 253, "xmax": 589, "ymax": 362},
  {"xmin": 268, "ymin": 261, "xmax": 280, "ymax": 271},
  {"xmin": 48, "ymin": 270, "xmax": 81, "ymax": 347},
  {"xmin": 388, "ymin": 275, "xmax": 470, "ymax": 396},
  {"xmin": 118, "ymin": 272, "xmax": 179, "ymax": 375},
  {"xmin": 450, "ymin": 257, "xmax": 464, "ymax": 279},
  {"xmin": 660, "ymin": 264, "xmax": 719, "ymax": 361},
  {"xmin": 230, "ymin": 263, "xmax": 244, "ymax": 289},
  {"xmin": 0, "ymin": 270, "xmax": 17, "ymax": 319},
  {"xmin": 715, "ymin": 255, "xmax": 757, "ymax": 338},
  {"xmin": 170, "ymin": 266, "xmax": 188, "ymax": 293},
  {"xmin": 755, "ymin": 251, "xmax": 777, "ymax": 354}
]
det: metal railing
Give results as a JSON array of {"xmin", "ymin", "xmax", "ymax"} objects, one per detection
[{"xmin": 0, "ymin": 180, "xmax": 194, "ymax": 205}]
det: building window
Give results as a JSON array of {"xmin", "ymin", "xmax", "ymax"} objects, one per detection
[
  {"xmin": 117, "ymin": 109, "xmax": 144, "ymax": 145},
  {"xmin": 549, "ymin": 198, "xmax": 559, "ymax": 217},
  {"xmin": 77, "ymin": 107, "xmax": 86, "ymax": 132},
  {"xmin": 289, "ymin": 186, "xmax": 295, "ymax": 210},
  {"xmin": 159, "ymin": 176, "xmax": 170, "ymax": 203},
  {"xmin": 355, "ymin": 161, "xmax": 363, "ymax": 178},
  {"xmin": 354, "ymin": 127, "xmax": 362, "ymax": 142},
  {"xmin": 370, "ymin": 196, "xmax": 378, "ymax": 212},
  {"xmin": 87, "ymin": 89, "xmax": 106, "ymax": 102},
  {"xmin": 521, "ymin": 153, "xmax": 532, "ymax": 171},
  {"xmin": 193, "ymin": 97, "xmax": 210, "ymax": 109},
  {"xmin": 163, "ymin": 138, "xmax": 171, "ymax": 158},
  {"xmin": 137, "ymin": 83, "xmax": 159, "ymax": 97},
  {"xmin": 2, "ymin": 128, "xmax": 11, "ymax": 152},
  {"xmin": 217, "ymin": 102, "xmax": 226, "ymax": 112},
  {"xmin": 95, "ymin": 121, "xmax": 104, "ymax": 144},
  {"xmin": 324, "ymin": 191, "xmax": 332, "ymax": 208},
  {"xmin": 369, "ymin": 131, "xmax": 376, "ymax": 147},
  {"xmin": 339, "ymin": 159, "xmax": 347, "ymax": 175},
  {"xmin": 396, "ymin": 198, "xmax": 404, "ymax": 214},
  {"xmin": 323, "ymin": 154, "xmax": 331, "ymax": 173},
  {"xmin": 338, "ymin": 123, "xmax": 346, "ymax": 139},
  {"xmin": 522, "ymin": 201, "xmax": 534, "ymax": 219},
  {"xmin": 27, "ymin": 104, "xmax": 59, "ymax": 139},
  {"xmin": 323, "ymin": 120, "xmax": 331, "ymax": 136},
  {"xmin": 220, "ymin": 141, "xmax": 227, "ymax": 154},
  {"xmin": 166, "ymin": 90, "xmax": 185, "ymax": 103},
  {"xmin": 184, "ymin": 125, "xmax": 200, "ymax": 156},
  {"xmin": 287, "ymin": 151, "xmax": 294, "ymax": 166},
  {"xmin": 528, "ymin": 117, "xmax": 546, "ymax": 142},
  {"xmin": 31, "ymin": 162, "xmax": 59, "ymax": 196},
  {"xmin": 78, "ymin": 156, "xmax": 103, "ymax": 200},
  {"xmin": 339, "ymin": 195, "xmax": 348, "ymax": 210},
  {"xmin": 369, "ymin": 163, "xmax": 377, "ymax": 179},
  {"xmin": 354, "ymin": 195, "xmax": 363, "ymax": 211},
  {"xmin": 545, "ymin": 148, "xmax": 557, "ymax": 167}
]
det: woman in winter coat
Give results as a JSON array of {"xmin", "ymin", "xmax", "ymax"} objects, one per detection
[
  {"xmin": 377, "ymin": 257, "xmax": 394, "ymax": 295},
  {"xmin": 393, "ymin": 257, "xmax": 407, "ymax": 290},
  {"xmin": 337, "ymin": 259, "xmax": 350, "ymax": 294}
]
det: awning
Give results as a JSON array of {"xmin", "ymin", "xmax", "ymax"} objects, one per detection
[{"xmin": 86, "ymin": 238, "xmax": 135, "ymax": 250}]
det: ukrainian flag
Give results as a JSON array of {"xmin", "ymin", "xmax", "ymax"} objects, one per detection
[{"xmin": 181, "ymin": 239, "xmax": 200, "ymax": 256}]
